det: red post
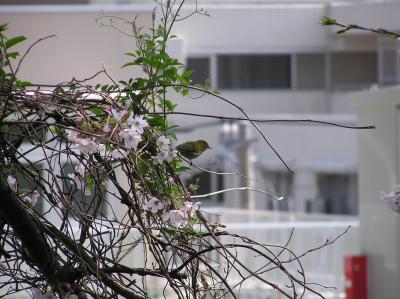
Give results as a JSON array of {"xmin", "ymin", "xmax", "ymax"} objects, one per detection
[{"xmin": 345, "ymin": 256, "xmax": 368, "ymax": 299}]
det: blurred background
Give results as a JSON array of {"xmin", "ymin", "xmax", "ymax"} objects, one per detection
[{"xmin": 1, "ymin": 0, "xmax": 400, "ymax": 298}]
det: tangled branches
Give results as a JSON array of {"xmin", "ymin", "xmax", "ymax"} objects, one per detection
[{"xmin": 0, "ymin": 2, "xmax": 353, "ymax": 299}]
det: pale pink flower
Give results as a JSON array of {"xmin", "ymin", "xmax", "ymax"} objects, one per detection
[
  {"xmin": 128, "ymin": 115, "xmax": 148, "ymax": 134},
  {"xmin": 32, "ymin": 190, "xmax": 40, "ymax": 201},
  {"xmin": 103, "ymin": 123, "xmax": 111, "ymax": 133},
  {"xmin": 152, "ymin": 150, "xmax": 169, "ymax": 165},
  {"xmin": 166, "ymin": 149, "xmax": 177, "ymax": 162},
  {"xmin": 144, "ymin": 197, "xmax": 164, "ymax": 213},
  {"xmin": 7, "ymin": 175, "xmax": 17, "ymax": 192},
  {"xmin": 182, "ymin": 201, "xmax": 201, "ymax": 218},
  {"xmin": 156, "ymin": 135, "xmax": 170, "ymax": 151},
  {"xmin": 66, "ymin": 128, "xmax": 78, "ymax": 142},
  {"xmin": 76, "ymin": 138, "xmax": 101, "ymax": 155},
  {"xmin": 119, "ymin": 128, "xmax": 142, "ymax": 150},
  {"xmin": 22, "ymin": 195, "xmax": 32, "ymax": 203},
  {"xmin": 162, "ymin": 209, "xmax": 187, "ymax": 226},
  {"xmin": 26, "ymin": 190, "xmax": 41, "ymax": 206},
  {"xmin": 110, "ymin": 149, "xmax": 128, "ymax": 159},
  {"xmin": 111, "ymin": 108, "xmax": 127, "ymax": 122}
]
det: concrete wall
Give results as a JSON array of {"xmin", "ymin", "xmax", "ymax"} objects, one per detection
[
  {"xmin": 330, "ymin": 1, "xmax": 400, "ymax": 33},
  {"xmin": 0, "ymin": 5, "xmax": 153, "ymax": 84},
  {"xmin": 173, "ymin": 4, "xmax": 330, "ymax": 50},
  {"xmin": 355, "ymin": 87, "xmax": 400, "ymax": 299}
]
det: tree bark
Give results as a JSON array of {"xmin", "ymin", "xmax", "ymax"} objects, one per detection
[{"xmin": 0, "ymin": 173, "xmax": 60, "ymax": 283}]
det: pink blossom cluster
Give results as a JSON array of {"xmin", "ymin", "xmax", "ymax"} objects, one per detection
[
  {"xmin": 66, "ymin": 129, "xmax": 104, "ymax": 155},
  {"xmin": 117, "ymin": 114, "xmax": 148, "ymax": 151},
  {"xmin": 66, "ymin": 110, "xmax": 149, "ymax": 156},
  {"xmin": 152, "ymin": 135, "xmax": 177, "ymax": 165},
  {"xmin": 144, "ymin": 196, "xmax": 201, "ymax": 226}
]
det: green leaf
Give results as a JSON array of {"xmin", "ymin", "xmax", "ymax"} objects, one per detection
[
  {"xmin": 164, "ymin": 67, "xmax": 177, "ymax": 78},
  {"xmin": 7, "ymin": 52, "xmax": 19, "ymax": 59},
  {"xmin": 15, "ymin": 80, "xmax": 31, "ymax": 88},
  {"xmin": 90, "ymin": 107, "xmax": 105, "ymax": 117},
  {"xmin": 320, "ymin": 16, "xmax": 337, "ymax": 26},
  {"xmin": 5, "ymin": 36, "xmax": 26, "ymax": 49},
  {"xmin": 0, "ymin": 24, "xmax": 8, "ymax": 33},
  {"xmin": 181, "ymin": 88, "xmax": 189, "ymax": 97},
  {"xmin": 336, "ymin": 29, "xmax": 348, "ymax": 35},
  {"xmin": 121, "ymin": 61, "xmax": 137, "ymax": 68},
  {"xmin": 54, "ymin": 86, "xmax": 65, "ymax": 94},
  {"xmin": 164, "ymin": 99, "xmax": 177, "ymax": 111},
  {"xmin": 182, "ymin": 70, "xmax": 193, "ymax": 79},
  {"xmin": 125, "ymin": 52, "xmax": 137, "ymax": 58}
]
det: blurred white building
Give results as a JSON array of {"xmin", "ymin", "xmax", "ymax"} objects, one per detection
[
  {"xmin": 3, "ymin": 1, "xmax": 400, "ymax": 298},
  {"xmin": 1, "ymin": 0, "xmax": 400, "ymax": 216}
]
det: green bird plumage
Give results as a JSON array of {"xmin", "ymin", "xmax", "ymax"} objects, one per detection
[{"xmin": 176, "ymin": 140, "xmax": 211, "ymax": 160}]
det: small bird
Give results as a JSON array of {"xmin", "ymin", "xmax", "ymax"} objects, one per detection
[{"xmin": 176, "ymin": 140, "xmax": 211, "ymax": 160}]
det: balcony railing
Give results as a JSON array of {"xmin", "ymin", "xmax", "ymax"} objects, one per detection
[{"xmin": 203, "ymin": 208, "xmax": 360, "ymax": 299}]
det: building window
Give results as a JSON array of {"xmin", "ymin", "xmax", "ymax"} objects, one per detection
[
  {"xmin": 296, "ymin": 53, "xmax": 326, "ymax": 90},
  {"xmin": 186, "ymin": 57, "xmax": 210, "ymax": 85},
  {"xmin": 317, "ymin": 173, "xmax": 358, "ymax": 215},
  {"xmin": 378, "ymin": 37, "xmax": 400, "ymax": 86},
  {"xmin": 217, "ymin": 54, "xmax": 291, "ymax": 89},
  {"xmin": 331, "ymin": 52, "xmax": 377, "ymax": 91},
  {"xmin": 264, "ymin": 171, "xmax": 293, "ymax": 211}
]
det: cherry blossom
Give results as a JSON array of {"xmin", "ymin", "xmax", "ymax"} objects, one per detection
[
  {"xmin": 32, "ymin": 190, "xmax": 40, "ymax": 201},
  {"xmin": 156, "ymin": 135, "xmax": 170, "ymax": 151},
  {"xmin": 166, "ymin": 149, "xmax": 177, "ymax": 162},
  {"xmin": 7, "ymin": 175, "xmax": 17, "ymax": 192},
  {"xmin": 162, "ymin": 209, "xmax": 187, "ymax": 226},
  {"xmin": 102, "ymin": 123, "xmax": 111, "ymax": 133},
  {"xmin": 66, "ymin": 128, "xmax": 78, "ymax": 142},
  {"xmin": 110, "ymin": 108, "xmax": 127, "ymax": 122},
  {"xmin": 76, "ymin": 138, "xmax": 103, "ymax": 155},
  {"xmin": 110, "ymin": 149, "xmax": 128, "ymax": 159},
  {"xmin": 182, "ymin": 201, "xmax": 201, "ymax": 218},
  {"xmin": 152, "ymin": 150, "xmax": 169, "ymax": 165},
  {"xmin": 128, "ymin": 115, "xmax": 148, "ymax": 134},
  {"xmin": 144, "ymin": 197, "xmax": 164, "ymax": 213},
  {"xmin": 26, "ymin": 190, "xmax": 41, "ymax": 206},
  {"xmin": 119, "ymin": 127, "xmax": 142, "ymax": 150}
]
